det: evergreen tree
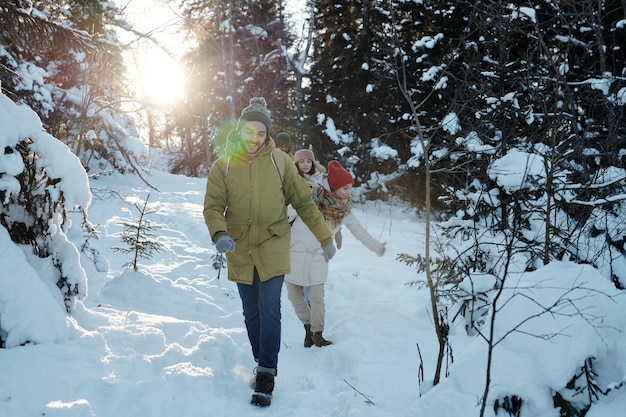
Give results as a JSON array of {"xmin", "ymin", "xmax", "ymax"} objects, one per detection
[
  {"xmin": 0, "ymin": 0, "xmax": 145, "ymax": 175},
  {"xmin": 0, "ymin": 91, "xmax": 91, "ymax": 314},
  {"xmin": 433, "ymin": 0, "xmax": 626, "ymax": 273},
  {"xmin": 173, "ymin": 0, "xmax": 295, "ymax": 173},
  {"xmin": 307, "ymin": 0, "xmax": 402, "ymax": 179},
  {"xmin": 393, "ymin": 0, "xmax": 626, "ymax": 395}
]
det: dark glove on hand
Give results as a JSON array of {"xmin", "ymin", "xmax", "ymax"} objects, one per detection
[
  {"xmin": 215, "ymin": 234, "xmax": 235, "ymax": 253},
  {"xmin": 322, "ymin": 243, "xmax": 336, "ymax": 262}
]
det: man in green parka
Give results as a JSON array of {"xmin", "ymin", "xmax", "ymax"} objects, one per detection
[{"xmin": 203, "ymin": 97, "xmax": 336, "ymax": 407}]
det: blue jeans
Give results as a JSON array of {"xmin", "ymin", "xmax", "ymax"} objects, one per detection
[{"xmin": 237, "ymin": 269, "xmax": 284, "ymax": 370}]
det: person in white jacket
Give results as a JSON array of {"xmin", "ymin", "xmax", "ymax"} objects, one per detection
[
  {"xmin": 285, "ymin": 160, "xmax": 386, "ymax": 347},
  {"xmin": 294, "ymin": 148, "xmax": 325, "ymax": 187}
]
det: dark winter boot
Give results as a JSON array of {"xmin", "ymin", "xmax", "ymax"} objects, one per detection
[
  {"xmin": 312, "ymin": 331, "xmax": 332, "ymax": 347},
  {"xmin": 304, "ymin": 324, "xmax": 314, "ymax": 348},
  {"xmin": 251, "ymin": 366, "xmax": 276, "ymax": 407}
]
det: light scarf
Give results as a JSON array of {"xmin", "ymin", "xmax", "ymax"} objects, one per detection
[{"xmin": 313, "ymin": 184, "xmax": 352, "ymax": 230}]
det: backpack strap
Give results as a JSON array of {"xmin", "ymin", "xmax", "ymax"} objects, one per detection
[
  {"xmin": 270, "ymin": 148, "xmax": 286, "ymax": 183},
  {"xmin": 223, "ymin": 156, "xmax": 231, "ymax": 177}
]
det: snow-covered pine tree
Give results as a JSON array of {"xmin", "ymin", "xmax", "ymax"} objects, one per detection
[
  {"xmin": 0, "ymin": 90, "xmax": 91, "ymax": 318},
  {"xmin": 0, "ymin": 1, "xmax": 147, "ymax": 176}
]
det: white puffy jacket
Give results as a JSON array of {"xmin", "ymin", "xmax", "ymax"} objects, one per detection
[{"xmin": 285, "ymin": 209, "xmax": 386, "ymax": 287}]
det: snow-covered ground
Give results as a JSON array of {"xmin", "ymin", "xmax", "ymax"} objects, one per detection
[
  {"xmin": 1, "ymin": 166, "xmax": 626, "ymax": 416},
  {"xmin": 0, "ymin": 169, "xmax": 434, "ymax": 416}
]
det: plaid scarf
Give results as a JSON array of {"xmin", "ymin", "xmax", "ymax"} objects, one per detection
[{"xmin": 313, "ymin": 184, "xmax": 352, "ymax": 230}]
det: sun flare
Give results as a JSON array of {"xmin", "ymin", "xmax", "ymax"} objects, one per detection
[{"xmin": 137, "ymin": 49, "xmax": 184, "ymax": 106}]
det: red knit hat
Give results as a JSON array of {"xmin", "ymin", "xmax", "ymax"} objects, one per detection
[{"xmin": 327, "ymin": 160, "xmax": 354, "ymax": 191}]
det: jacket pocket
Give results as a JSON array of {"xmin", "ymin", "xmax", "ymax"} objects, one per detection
[{"xmin": 268, "ymin": 220, "xmax": 290, "ymax": 237}]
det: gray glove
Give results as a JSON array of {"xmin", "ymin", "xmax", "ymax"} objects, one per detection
[
  {"xmin": 335, "ymin": 228, "xmax": 342, "ymax": 250},
  {"xmin": 322, "ymin": 243, "xmax": 336, "ymax": 262},
  {"xmin": 215, "ymin": 234, "xmax": 235, "ymax": 253}
]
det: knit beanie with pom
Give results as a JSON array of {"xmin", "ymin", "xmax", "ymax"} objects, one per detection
[
  {"xmin": 327, "ymin": 160, "xmax": 354, "ymax": 191},
  {"xmin": 294, "ymin": 149, "xmax": 315, "ymax": 164},
  {"xmin": 237, "ymin": 97, "xmax": 272, "ymax": 134}
]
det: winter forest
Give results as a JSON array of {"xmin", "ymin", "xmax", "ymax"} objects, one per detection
[{"xmin": 2, "ymin": 0, "xmax": 626, "ymax": 416}]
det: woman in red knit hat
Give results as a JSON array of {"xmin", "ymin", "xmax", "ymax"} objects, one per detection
[{"xmin": 285, "ymin": 160, "xmax": 387, "ymax": 347}]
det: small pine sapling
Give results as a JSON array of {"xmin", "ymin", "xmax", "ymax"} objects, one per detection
[{"xmin": 113, "ymin": 194, "xmax": 165, "ymax": 271}]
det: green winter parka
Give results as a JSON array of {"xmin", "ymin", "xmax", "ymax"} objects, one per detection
[{"xmin": 203, "ymin": 132, "xmax": 332, "ymax": 284}]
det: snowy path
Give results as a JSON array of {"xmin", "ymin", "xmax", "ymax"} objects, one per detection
[
  {"xmin": 0, "ymin": 171, "xmax": 431, "ymax": 417},
  {"xmin": 5, "ymin": 170, "xmax": 626, "ymax": 417}
]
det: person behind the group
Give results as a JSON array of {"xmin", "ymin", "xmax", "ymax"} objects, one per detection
[
  {"xmin": 293, "ymin": 148, "xmax": 325, "ymax": 187},
  {"xmin": 203, "ymin": 97, "xmax": 336, "ymax": 407},
  {"xmin": 285, "ymin": 160, "xmax": 386, "ymax": 348},
  {"xmin": 275, "ymin": 132, "xmax": 294, "ymax": 159}
]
